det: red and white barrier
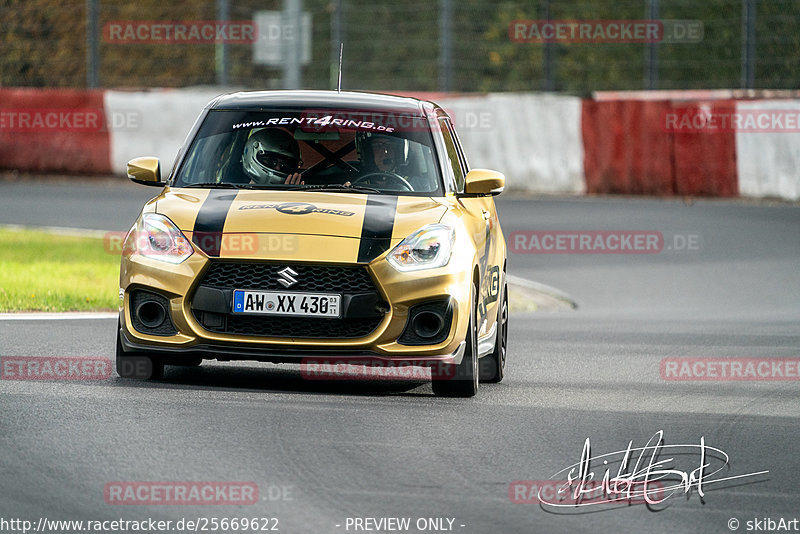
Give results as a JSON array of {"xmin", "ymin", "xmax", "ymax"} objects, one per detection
[
  {"xmin": 0, "ymin": 88, "xmax": 110, "ymax": 174},
  {"xmin": 736, "ymin": 100, "xmax": 800, "ymax": 200},
  {"xmin": 1, "ymin": 87, "xmax": 798, "ymax": 201},
  {"xmin": 582, "ymin": 97, "xmax": 739, "ymax": 196},
  {"xmin": 440, "ymin": 93, "xmax": 585, "ymax": 193},
  {"xmin": 104, "ymin": 88, "xmax": 224, "ymax": 176}
]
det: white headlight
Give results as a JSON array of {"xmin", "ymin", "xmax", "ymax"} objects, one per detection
[
  {"xmin": 125, "ymin": 213, "xmax": 194, "ymax": 264},
  {"xmin": 387, "ymin": 224, "xmax": 455, "ymax": 272}
]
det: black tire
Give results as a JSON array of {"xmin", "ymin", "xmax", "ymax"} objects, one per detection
[
  {"xmin": 432, "ymin": 282, "xmax": 479, "ymax": 397},
  {"xmin": 116, "ymin": 324, "xmax": 164, "ymax": 380},
  {"xmin": 480, "ymin": 280, "xmax": 508, "ymax": 383}
]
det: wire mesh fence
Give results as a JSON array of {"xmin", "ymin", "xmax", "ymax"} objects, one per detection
[{"xmin": 1, "ymin": 0, "xmax": 799, "ymax": 93}]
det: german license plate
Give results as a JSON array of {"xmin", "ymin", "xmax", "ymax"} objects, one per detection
[{"xmin": 232, "ymin": 290, "xmax": 341, "ymax": 318}]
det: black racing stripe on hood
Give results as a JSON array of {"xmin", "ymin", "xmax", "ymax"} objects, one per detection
[
  {"xmin": 357, "ymin": 195, "xmax": 398, "ymax": 263},
  {"xmin": 192, "ymin": 190, "xmax": 238, "ymax": 257}
]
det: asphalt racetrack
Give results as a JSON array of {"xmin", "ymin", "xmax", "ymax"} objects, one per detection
[{"xmin": 1, "ymin": 178, "xmax": 799, "ymax": 533}]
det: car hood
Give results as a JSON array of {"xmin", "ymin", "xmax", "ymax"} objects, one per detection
[{"xmin": 152, "ymin": 188, "xmax": 449, "ymax": 263}]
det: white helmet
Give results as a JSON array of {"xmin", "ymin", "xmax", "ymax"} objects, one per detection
[{"xmin": 242, "ymin": 128, "xmax": 301, "ymax": 184}]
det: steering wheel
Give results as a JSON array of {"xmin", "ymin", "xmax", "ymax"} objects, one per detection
[{"xmin": 351, "ymin": 172, "xmax": 413, "ymax": 192}]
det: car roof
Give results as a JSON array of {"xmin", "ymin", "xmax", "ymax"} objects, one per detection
[{"xmin": 208, "ymin": 90, "xmax": 441, "ymax": 116}]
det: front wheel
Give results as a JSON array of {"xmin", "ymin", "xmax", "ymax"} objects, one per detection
[
  {"xmin": 432, "ymin": 282, "xmax": 478, "ymax": 397},
  {"xmin": 116, "ymin": 324, "xmax": 164, "ymax": 380},
  {"xmin": 480, "ymin": 280, "xmax": 508, "ymax": 383}
]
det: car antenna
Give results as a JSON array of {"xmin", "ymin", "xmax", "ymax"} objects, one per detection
[{"xmin": 337, "ymin": 43, "xmax": 343, "ymax": 93}]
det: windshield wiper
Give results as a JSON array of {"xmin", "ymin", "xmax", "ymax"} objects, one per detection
[
  {"xmin": 183, "ymin": 182, "xmax": 242, "ymax": 188},
  {"xmin": 297, "ymin": 183, "xmax": 381, "ymax": 194},
  {"xmin": 240, "ymin": 183, "xmax": 298, "ymax": 190}
]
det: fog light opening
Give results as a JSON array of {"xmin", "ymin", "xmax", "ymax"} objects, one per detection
[
  {"xmin": 412, "ymin": 311, "xmax": 444, "ymax": 339},
  {"xmin": 136, "ymin": 300, "xmax": 167, "ymax": 328}
]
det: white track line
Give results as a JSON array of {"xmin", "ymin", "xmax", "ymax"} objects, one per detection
[
  {"xmin": 506, "ymin": 274, "xmax": 577, "ymax": 305},
  {"xmin": 0, "ymin": 224, "xmax": 111, "ymax": 238},
  {"xmin": 0, "ymin": 312, "xmax": 117, "ymax": 321}
]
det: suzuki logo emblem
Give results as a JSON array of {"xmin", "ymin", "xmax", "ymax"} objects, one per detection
[{"xmin": 277, "ymin": 267, "xmax": 299, "ymax": 288}]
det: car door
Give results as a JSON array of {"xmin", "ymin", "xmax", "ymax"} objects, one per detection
[{"xmin": 437, "ymin": 117, "xmax": 502, "ymax": 339}]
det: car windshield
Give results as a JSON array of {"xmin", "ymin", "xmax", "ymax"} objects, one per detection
[{"xmin": 173, "ymin": 109, "xmax": 443, "ymax": 195}]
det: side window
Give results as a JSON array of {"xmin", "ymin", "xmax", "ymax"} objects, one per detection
[
  {"xmin": 450, "ymin": 122, "xmax": 470, "ymax": 175},
  {"xmin": 438, "ymin": 118, "xmax": 466, "ymax": 192}
]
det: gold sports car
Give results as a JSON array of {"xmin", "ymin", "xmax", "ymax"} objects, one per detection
[{"xmin": 116, "ymin": 90, "xmax": 507, "ymax": 397}]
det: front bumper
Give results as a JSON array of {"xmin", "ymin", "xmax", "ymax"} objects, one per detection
[
  {"xmin": 119, "ymin": 326, "xmax": 466, "ymax": 366},
  {"xmin": 119, "ymin": 250, "xmax": 473, "ymax": 364}
]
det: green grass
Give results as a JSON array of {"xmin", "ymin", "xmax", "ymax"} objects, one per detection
[{"xmin": 0, "ymin": 228, "xmax": 119, "ymax": 312}]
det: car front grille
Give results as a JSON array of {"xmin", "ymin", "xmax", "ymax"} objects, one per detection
[
  {"xmin": 192, "ymin": 261, "xmax": 384, "ymax": 339},
  {"xmin": 199, "ymin": 261, "xmax": 375, "ymax": 293},
  {"xmin": 219, "ymin": 315, "xmax": 384, "ymax": 338}
]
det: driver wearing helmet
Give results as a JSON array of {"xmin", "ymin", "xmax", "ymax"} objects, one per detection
[
  {"xmin": 242, "ymin": 128, "xmax": 304, "ymax": 185},
  {"xmin": 358, "ymin": 132, "xmax": 405, "ymax": 174},
  {"xmin": 346, "ymin": 132, "xmax": 413, "ymax": 190}
]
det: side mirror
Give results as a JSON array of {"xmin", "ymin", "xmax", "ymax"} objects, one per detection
[
  {"xmin": 127, "ymin": 157, "xmax": 166, "ymax": 186},
  {"xmin": 463, "ymin": 169, "xmax": 505, "ymax": 196}
]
